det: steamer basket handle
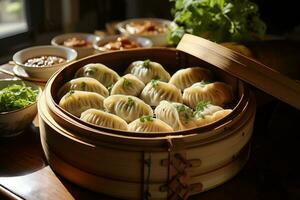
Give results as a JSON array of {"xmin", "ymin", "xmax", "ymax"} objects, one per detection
[{"xmin": 176, "ymin": 34, "xmax": 300, "ymax": 110}]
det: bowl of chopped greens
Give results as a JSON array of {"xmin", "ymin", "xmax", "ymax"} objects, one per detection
[{"xmin": 0, "ymin": 80, "xmax": 41, "ymax": 137}]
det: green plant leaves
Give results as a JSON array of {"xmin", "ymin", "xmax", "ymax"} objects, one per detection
[{"xmin": 168, "ymin": 0, "xmax": 266, "ymax": 44}]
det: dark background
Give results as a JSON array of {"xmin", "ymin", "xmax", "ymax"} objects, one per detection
[{"xmin": 0, "ymin": 0, "xmax": 299, "ymax": 63}]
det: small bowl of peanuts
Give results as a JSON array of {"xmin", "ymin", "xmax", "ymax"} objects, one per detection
[{"xmin": 13, "ymin": 45, "xmax": 77, "ymax": 82}]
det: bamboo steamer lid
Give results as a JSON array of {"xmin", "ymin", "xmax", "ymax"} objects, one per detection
[{"xmin": 177, "ymin": 34, "xmax": 300, "ymax": 110}]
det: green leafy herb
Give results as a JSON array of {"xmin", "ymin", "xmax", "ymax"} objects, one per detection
[
  {"xmin": 122, "ymin": 78, "xmax": 133, "ymax": 89},
  {"xmin": 193, "ymin": 101, "xmax": 210, "ymax": 118},
  {"xmin": 99, "ymin": 107, "xmax": 107, "ymax": 112},
  {"xmin": 142, "ymin": 59, "xmax": 151, "ymax": 69},
  {"xmin": 176, "ymin": 104, "xmax": 188, "ymax": 113},
  {"xmin": 200, "ymin": 80, "xmax": 210, "ymax": 85},
  {"xmin": 84, "ymin": 67, "xmax": 97, "ymax": 76},
  {"xmin": 175, "ymin": 104, "xmax": 193, "ymax": 121},
  {"xmin": 168, "ymin": 0, "xmax": 266, "ymax": 45},
  {"xmin": 66, "ymin": 90, "xmax": 75, "ymax": 98},
  {"xmin": 0, "ymin": 83, "xmax": 38, "ymax": 112},
  {"xmin": 196, "ymin": 80, "xmax": 211, "ymax": 87},
  {"xmin": 195, "ymin": 101, "xmax": 210, "ymax": 112},
  {"xmin": 127, "ymin": 97, "xmax": 135, "ymax": 107},
  {"xmin": 151, "ymin": 79, "xmax": 159, "ymax": 88},
  {"xmin": 107, "ymin": 84, "xmax": 114, "ymax": 94},
  {"xmin": 80, "ymin": 81, "xmax": 86, "ymax": 90},
  {"xmin": 140, "ymin": 115, "xmax": 153, "ymax": 123}
]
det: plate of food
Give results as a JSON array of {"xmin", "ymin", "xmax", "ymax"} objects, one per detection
[
  {"xmin": 93, "ymin": 35, "xmax": 152, "ymax": 52},
  {"xmin": 51, "ymin": 33, "xmax": 100, "ymax": 58},
  {"xmin": 116, "ymin": 18, "xmax": 171, "ymax": 47}
]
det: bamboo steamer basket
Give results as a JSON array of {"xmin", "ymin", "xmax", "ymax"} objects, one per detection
[{"xmin": 38, "ymin": 34, "xmax": 300, "ymax": 200}]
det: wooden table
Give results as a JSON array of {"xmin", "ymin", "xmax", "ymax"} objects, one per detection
[{"xmin": 1, "ymin": 51, "xmax": 300, "ymax": 200}]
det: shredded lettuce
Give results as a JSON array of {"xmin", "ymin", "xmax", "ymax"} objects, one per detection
[{"xmin": 0, "ymin": 83, "xmax": 38, "ymax": 112}]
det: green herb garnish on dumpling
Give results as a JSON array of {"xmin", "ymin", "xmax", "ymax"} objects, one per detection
[
  {"xmin": 193, "ymin": 101, "xmax": 210, "ymax": 119},
  {"xmin": 140, "ymin": 115, "xmax": 153, "ymax": 123},
  {"xmin": 151, "ymin": 79, "xmax": 159, "ymax": 88},
  {"xmin": 127, "ymin": 97, "xmax": 135, "ymax": 107},
  {"xmin": 142, "ymin": 59, "xmax": 151, "ymax": 69}
]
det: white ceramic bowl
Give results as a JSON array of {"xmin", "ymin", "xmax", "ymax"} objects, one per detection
[
  {"xmin": 0, "ymin": 80, "xmax": 42, "ymax": 137},
  {"xmin": 51, "ymin": 33, "xmax": 101, "ymax": 58},
  {"xmin": 13, "ymin": 45, "xmax": 77, "ymax": 82},
  {"xmin": 116, "ymin": 18, "xmax": 171, "ymax": 47},
  {"xmin": 93, "ymin": 35, "xmax": 153, "ymax": 52}
]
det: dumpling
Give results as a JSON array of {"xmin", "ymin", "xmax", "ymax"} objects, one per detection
[
  {"xmin": 125, "ymin": 59, "xmax": 170, "ymax": 84},
  {"xmin": 195, "ymin": 109, "xmax": 232, "ymax": 127},
  {"xmin": 169, "ymin": 67, "xmax": 213, "ymax": 90},
  {"xmin": 58, "ymin": 77, "xmax": 109, "ymax": 99},
  {"xmin": 155, "ymin": 101, "xmax": 196, "ymax": 131},
  {"xmin": 80, "ymin": 109, "xmax": 127, "ymax": 131},
  {"xmin": 193, "ymin": 101, "xmax": 231, "ymax": 126},
  {"xmin": 183, "ymin": 82, "xmax": 233, "ymax": 108},
  {"xmin": 75, "ymin": 63, "xmax": 120, "ymax": 87},
  {"xmin": 193, "ymin": 102, "xmax": 223, "ymax": 119},
  {"xmin": 140, "ymin": 80, "xmax": 183, "ymax": 106},
  {"xmin": 104, "ymin": 95, "xmax": 153, "ymax": 123},
  {"xmin": 110, "ymin": 74, "xmax": 145, "ymax": 96},
  {"xmin": 59, "ymin": 90, "xmax": 105, "ymax": 117},
  {"xmin": 128, "ymin": 116, "xmax": 173, "ymax": 132}
]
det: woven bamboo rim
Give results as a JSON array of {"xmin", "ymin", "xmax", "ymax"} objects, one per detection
[{"xmin": 43, "ymin": 48, "xmax": 253, "ymax": 151}]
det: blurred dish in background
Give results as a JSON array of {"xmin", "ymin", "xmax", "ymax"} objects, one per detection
[
  {"xmin": 51, "ymin": 33, "xmax": 100, "ymax": 58},
  {"xmin": 24, "ymin": 55, "xmax": 66, "ymax": 67},
  {"xmin": 124, "ymin": 20, "xmax": 167, "ymax": 35},
  {"xmin": 13, "ymin": 45, "xmax": 77, "ymax": 82},
  {"xmin": 116, "ymin": 18, "xmax": 171, "ymax": 47},
  {"xmin": 63, "ymin": 37, "xmax": 92, "ymax": 48},
  {"xmin": 94, "ymin": 35, "xmax": 152, "ymax": 52}
]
